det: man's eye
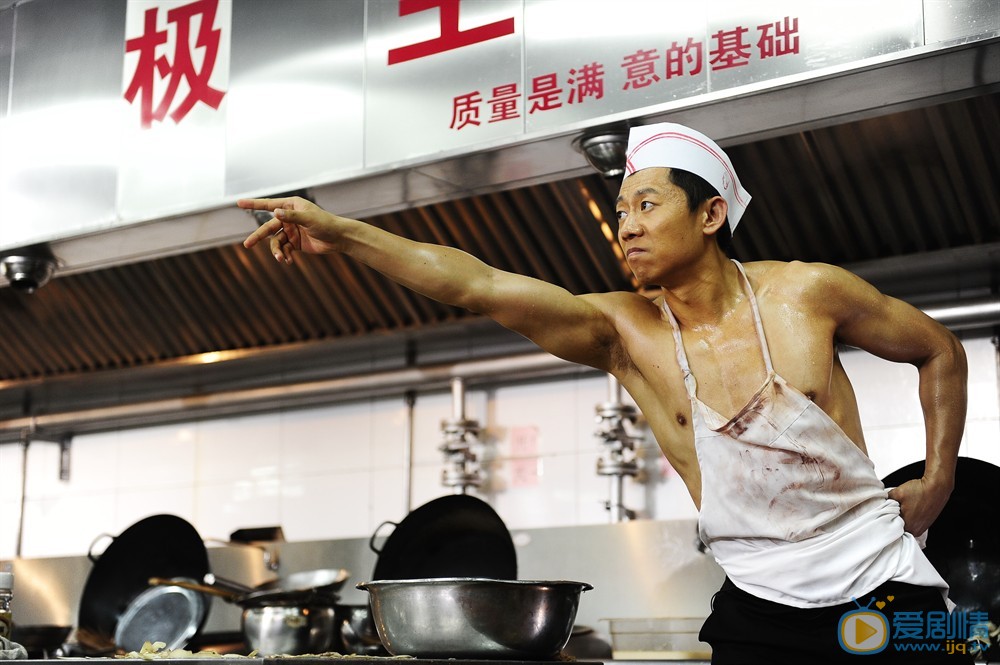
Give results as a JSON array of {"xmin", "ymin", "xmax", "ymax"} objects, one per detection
[
  {"xmin": 641, "ymin": 201, "xmax": 653, "ymax": 210},
  {"xmin": 616, "ymin": 210, "xmax": 627, "ymax": 221}
]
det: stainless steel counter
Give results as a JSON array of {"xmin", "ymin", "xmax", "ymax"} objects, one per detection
[
  {"xmin": 8, "ymin": 520, "xmax": 724, "ymax": 645},
  {"xmin": 20, "ymin": 655, "xmax": 608, "ymax": 665}
]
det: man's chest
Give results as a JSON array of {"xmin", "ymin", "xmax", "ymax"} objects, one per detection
[{"xmin": 625, "ymin": 305, "xmax": 837, "ymax": 422}]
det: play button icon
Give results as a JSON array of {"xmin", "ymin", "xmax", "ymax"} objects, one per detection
[
  {"xmin": 839, "ymin": 610, "xmax": 889, "ymax": 654},
  {"xmin": 854, "ymin": 616, "xmax": 878, "ymax": 643}
]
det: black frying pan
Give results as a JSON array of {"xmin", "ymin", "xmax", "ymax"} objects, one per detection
[
  {"xmin": 882, "ymin": 457, "xmax": 1000, "ymax": 619},
  {"xmin": 369, "ymin": 494, "xmax": 517, "ymax": 581},
  {"xmin": 76, "ymin": 514, "xmax": 210, "ymax": 653},
  {"xmin": 10, "ymin": 625, "xmax": 72, "ymax": 658}
]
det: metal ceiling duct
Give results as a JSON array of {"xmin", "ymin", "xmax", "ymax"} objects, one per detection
[
  {"xmin": 0, "ymin": 286, "xmax": 994, "ymax": 445},
  {"xmin": 0, "ymin": 352, "xmax": 588, "ymax": 445},
  {"xmin": 922, "ymin": 297, "xmax": 1000, "ymax": 331},
  {"xmin": 0, "ymin": 93, "xmax": 998, "ymax": 444}
]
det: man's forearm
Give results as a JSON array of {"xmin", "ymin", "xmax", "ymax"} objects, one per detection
[
  {"xmin": 917, "ymin": 335, "xmax": 968, "ymax": 491},
  {"xmin": 338, "ymin": 217, "xmax": 494, "ymax": 312}
]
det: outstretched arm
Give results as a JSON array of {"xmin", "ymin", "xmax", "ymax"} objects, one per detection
[
  {"xmin": 239, "ymin": 196, "xmax": 621, "ymax": 371},
  {"xmin": 809, "ymin": 263, "xmax": 968, "ymax": 536}
]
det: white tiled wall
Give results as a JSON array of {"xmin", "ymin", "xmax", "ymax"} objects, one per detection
[
  {"xmin": 1, "ymin": 337, "xmax": 997, "ymax": 560},
  {"xmin": 842, "ymin": 336, "xmax": 1000, "ymax": 478}
]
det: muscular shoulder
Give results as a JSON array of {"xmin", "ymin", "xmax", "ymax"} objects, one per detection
[
  {"xmin": 744, "ymin": 260, "xmax": 867, "ymax": 303},
  {"xmin": 579, "ymin": 289, "xmax": 662, "ymax": 320},
  {"xmin": 578, "ymin": 290, "xmax": 672, "ymax": 372},
  {"xmin": 743, "ymin": 259, "xmax": 830, "ymax": 285}
]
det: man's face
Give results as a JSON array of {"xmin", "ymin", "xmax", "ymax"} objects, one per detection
[{"xmin": 615, "ymin": 167, "xmax": 702, "ymax": 286}]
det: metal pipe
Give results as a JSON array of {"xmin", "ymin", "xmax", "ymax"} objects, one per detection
[
  {"xmin": 0, "ymin": 352, "xmax": 585, "ymax": 444},
  {"xmin": 921, "ymin": 296, "xmax": 1000, "ymax": 331},
  {"xmin": 845, "ymin": 242, "xmax": 1000, "ymax": 290},
  {"xmin": 441, "ymin": 375, "xmax": 483, "ymax": 494},
  {"xmin": 1, "ymin": 291, "xmax": 991, "ymax": 445},
  {"xmin": 611, "ymin": 476, "xmax": 627, "ymax": 524},
  {"xmin": 607, "ymin": 373, "xmax": 621, "ymax": 403},
  {"xmin": 58, "ymin": 435, "xmax": 72, "ymax": 482},
  {"xmin": 15, "ymin": 434, "xmax": 29, "ymax": 559},
  {"xmin": 451, "ymin": 377, "xmax": 466, "ymax": 420},
  {"xmin": 596, "ymin": 373, "xmax": 639, "ymax": 523},
  {"xmin": 402, "ymin": 390, "xmax": 416, "ymax": 513}
]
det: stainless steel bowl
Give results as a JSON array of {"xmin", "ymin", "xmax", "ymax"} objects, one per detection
[{"xmin": 357, "ymin": 578, "xmax": 592, "ymax": 659}]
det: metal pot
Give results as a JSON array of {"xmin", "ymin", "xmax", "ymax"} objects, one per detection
[
  {"xmin": 241, "ymin": 603, "xmax": 338, "ymax": 656},
  {"xmin": 358, "ymin": 578, "xmax": 592, "ymax": 659},
  {"xmin": 334, "ymin": 604, "xmax": 388, "ymax": 656}
]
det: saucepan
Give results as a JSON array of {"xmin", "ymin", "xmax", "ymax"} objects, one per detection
[
  {"xmin": 357, "ymin": 577, "xmax": 593, "ymax": 659},
  {"xmin": 334, "ymin": 603, "xmax": 387, "ymax": 656},
  {"xmin": 150, "ymin": 568, "xmax": 349, "ymax": 655}
]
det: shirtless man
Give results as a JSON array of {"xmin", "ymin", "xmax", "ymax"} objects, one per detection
[{"xmin": 240, "ymin": 122, "xmax": 968, "ymax": 663}]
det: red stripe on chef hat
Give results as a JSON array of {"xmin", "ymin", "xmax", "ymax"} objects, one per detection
[{"xmin": 623, "ymin": 123, "xmax": 751, "ymax": 231}]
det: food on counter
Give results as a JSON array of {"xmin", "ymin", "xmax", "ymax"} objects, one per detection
[
  {"xmin": 269, "ymin": 655, "xmax": 413, "ymax": 660},
  {"xmin": 118, "ymin": 641, "xmax": 259, "ymax": 659},
  {"xmin": 118, "ymin": 641, "xmax": 416, "ymax": 660}
]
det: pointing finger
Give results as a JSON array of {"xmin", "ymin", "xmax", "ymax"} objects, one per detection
[
  {"xmin": 237, "ymin": 197, "xmax": 292, "ymax": 211},
  {"xmin": 243, "ymin": 217, "xmax": 281, "ymax": 249}
]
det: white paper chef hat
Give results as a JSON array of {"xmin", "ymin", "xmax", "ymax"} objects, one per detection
[{"xmin": 623, "ymin": 122, "xmax": 752, "ymax": 232}]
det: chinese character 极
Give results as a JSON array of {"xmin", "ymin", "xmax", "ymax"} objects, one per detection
[{"xmin": 123, "ymin": 0, "xmax": 226, "ymax": 128}]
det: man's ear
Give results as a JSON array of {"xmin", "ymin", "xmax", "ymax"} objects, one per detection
[{"xmin": 702, "ymin": 196, "xmax": 729, "ymax": 236}]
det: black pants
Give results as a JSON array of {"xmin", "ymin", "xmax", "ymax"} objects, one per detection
[{"xmin": 699, "ymin": 578, "xmax": 976, "ymax": 664}]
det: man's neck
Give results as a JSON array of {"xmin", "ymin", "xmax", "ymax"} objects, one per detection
[{"xmin": 660, "ymin": 254, "xmax": 745, "ymax": 329}]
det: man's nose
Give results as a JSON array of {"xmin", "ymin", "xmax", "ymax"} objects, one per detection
[{"xmin": 619, "ymin": 214, "xmax": 640, "ymax": 239}]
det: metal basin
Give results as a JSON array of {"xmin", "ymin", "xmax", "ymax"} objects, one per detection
[{"xmin": 357, "ymin": 578, "xmax": 592, "ymax": 659}]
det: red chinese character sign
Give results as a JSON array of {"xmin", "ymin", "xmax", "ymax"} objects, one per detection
[
  {"xmin": 119, "ymin": 0, "xmax": 232, "ymax": 219},
  {"xmin": 499, "ymin": 1, "xmax": 708, "ymax": 134},
  {"xmin": 124, "ymin": 0, "xmax": 227, "ymax": 128},
  {"xmin": 387, "ymin": 0, "xmax": 515, "ymax": 65},
  {"xmin": 364, "ymin": 0, "xmax": 521, "ymax": 170},
  {"xmin": 371, "ymin": 0, "xmax": 917, "ymax": 144},
  {"xmin": 520, "ymin": 1, "xmax": 716, "ymax": 132}
]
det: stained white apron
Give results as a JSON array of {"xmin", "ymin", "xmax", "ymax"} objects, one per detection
[{"xmin": 664, "ymin": 260, "xmax": 949, "ymax": 608}]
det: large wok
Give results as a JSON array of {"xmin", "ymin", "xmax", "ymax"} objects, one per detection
[
  {"xmin": 77, "ymin": 514, "xmax": 210, "ymax": 654},
  {"xmin": 353, "ymin": 495, "xmax": 520, "ymax": 657},
  {"xmin": 370, "ymin": 494, "xmax": 517, "ymax": 580},
  {"xmin": 883, "ymin": 457, "xmax": 1000, "ymax": 657}
]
